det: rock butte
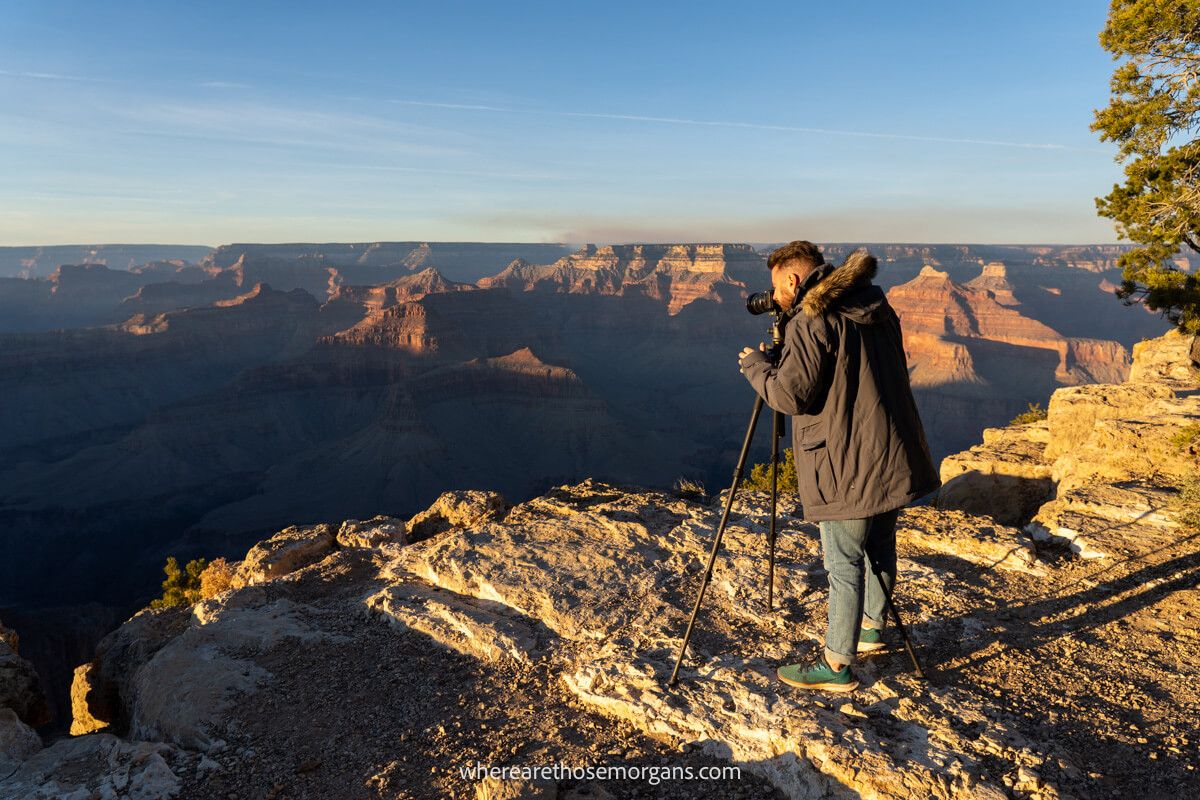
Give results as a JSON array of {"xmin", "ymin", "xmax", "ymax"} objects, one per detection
[{"xmin": 1, "ymin": 330, "xmax": 1192, "ymax": 798}]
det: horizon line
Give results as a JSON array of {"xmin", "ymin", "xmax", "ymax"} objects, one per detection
[{"xmin": 0, "ymin": 239, "xmax": 1131, "ymax": 249}]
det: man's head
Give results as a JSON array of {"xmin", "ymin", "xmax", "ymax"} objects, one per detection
[{"xmin": 768, "ymin": 240, "xmax": 824, "ymax": 310}]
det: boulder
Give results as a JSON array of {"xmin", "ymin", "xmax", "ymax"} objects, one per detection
[
  {"xmin": 1042, "ymin": 382, "xmax": 1176, "ymax": 463},
  {"xmin": 1129, "ymin": 328, "xmax": 1199, "ymax": 387},
  {"xmin": 69, "ymin": 662, "xmax": 115, "ymax": 735},
  {"xmin": 0, "ymin": 707, "xmax": 42, "ymax": 768},
  {"xmin": 231, "ymin": 523, "xmax": 336, "ymax": 588},
  {"xmin": 407, "ymin": 490, "xmax": 508, "ymax": 542},
  {"xmin": 937, "ymin": 422, "xmax": 1055, "ymax": 525},
  {"xmin": 337, "ymin": 515, "xmax": 407, "ymax": 548},
  {"xmin": 129, "ymin": 597, "xmax": 342, "ymax": 750},
  {"xmin": 0, "ymin": 639, "xmax": 50, "ymax": 728},
  {"xmin": 475, "ymin": 775, "xmax": 557, "ymax": 800},
  {"xmin": 84, "ymin": 605, "xmax": 191, "ymax": 733},
  {"xmin": 0, "ymin": 733, "xmax": 180, "ymax": 800}
]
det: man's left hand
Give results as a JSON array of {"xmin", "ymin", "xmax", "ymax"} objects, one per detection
[{"xmin": 738, "ymin": 342, "xmax": 767, "ymax": 369}]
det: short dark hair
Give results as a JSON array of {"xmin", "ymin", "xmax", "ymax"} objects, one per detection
[{"xmin": 768, "ymin": 240, "xmax": 824, "ymax": 276}]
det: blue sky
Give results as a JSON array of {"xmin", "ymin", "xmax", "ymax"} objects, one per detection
[{"xmin": 0, "ymin": 1, "xmax": 1125, "ymax": 245}]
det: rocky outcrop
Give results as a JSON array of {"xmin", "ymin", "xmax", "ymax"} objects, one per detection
[
  {"xmin": 230, "ymin": 523, "xmax": 336, "ymax": 589},
  {"xmin": 478, "ymin": 244, "xmax": 759, "ymax": 314},
  {"xmin": 47, "ymin": 460, "xmax": 1200, "ymax": 798},
  {"xmin": 325, "ymin": 267, "xmax": 474, "ymax": 313},
  {"xmin": 406, "ymin": 489, "xmax": 508, "ymax": 542},
  {"xmin": 203, "ymin": 242, "xmax": 575, "ymax": 283},
  {"xmin": 937, "ymin": 420, "xmax": 1055, "ymax": 525},
  {"xmin": 0, "ymin": 733, "xmax": 183, "ymax": 800},
  {"xmin": 889, "ymin": 265, "xmax": 1131, "ymax": 387},
  {"xmin": 69, "ymin": 663, "xmax": 114, "ymax": 736},
  {"xmin": 889, "ymin": 263, "xmax": 1136, "ymax": 457},
  {"xmin": 337, "ymin": 515, "xmax": 407, "ymax": 548},
  {"xmin": 0, "ymin": 621, "xmax": 49, "ymax": 729},
  {"xmin": 0, "ymin": 616, "xmax": 49, "ymax": 772},
  {"xmin": 938, "ymin": 329, "xmax": 1199, "ymax": 559},
  {"xmin": 965, "ymin": 261, "xmax": 1019, "ymax": 305}
]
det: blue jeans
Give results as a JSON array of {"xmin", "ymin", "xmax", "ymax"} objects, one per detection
[{"xmin": 818, "ymin": 508, "xmax": 900, "ymax": 665}]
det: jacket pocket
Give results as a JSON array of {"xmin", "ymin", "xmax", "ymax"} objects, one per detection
[{"xmin": 798, "ymin": 439, "xmax": 833, "ymax": 506}]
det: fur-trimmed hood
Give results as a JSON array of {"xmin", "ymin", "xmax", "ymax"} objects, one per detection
[{"xmin": 798, "ymin": 249, "xmax": 883, "ymax": 322}]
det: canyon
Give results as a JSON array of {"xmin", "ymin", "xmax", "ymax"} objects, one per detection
[
  {"xmin": 0, "ymin": 241, "xmax": 1176, "ymax": 733},
  {"xmin": 2, "ymin": 329, "xmax": 1195, "ymax": 799}
]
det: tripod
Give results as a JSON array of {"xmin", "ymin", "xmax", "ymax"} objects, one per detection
[{"xmin": 667, "ymin": 321, "xmax": 927, "ymax": 687}]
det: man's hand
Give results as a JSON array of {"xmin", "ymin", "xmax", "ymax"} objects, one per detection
[{"xmin": 738, "ymin": 342, "xmax": 767, "ymax": 370}]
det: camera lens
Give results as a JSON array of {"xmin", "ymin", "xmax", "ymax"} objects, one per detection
[{"xmin": 746, "ymin": 290, "xmax": 778, "ymax": 315}]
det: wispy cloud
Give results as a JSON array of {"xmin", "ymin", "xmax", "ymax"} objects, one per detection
[
  {"xmin": 100, "ymin": 101, "xmax": 470, "ymax": 158},
  {"xmin": 389, "ymin": 98, "xmax": 1097, "ymax": 152},
  {"xmin": 0, "ymin": 68, "xmax": 102, "ymax": 82},
  {"xmin": 200, "ymin": 81, "xmax": 252, "ymax": 90}
]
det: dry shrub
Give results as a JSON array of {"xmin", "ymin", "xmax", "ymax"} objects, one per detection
[{"xmin": 199, "ymin": 557, "xmax": 236, "ymax": 599}]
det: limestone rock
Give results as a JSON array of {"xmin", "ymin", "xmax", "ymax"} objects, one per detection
[
  {"xmin": 407, "ymin": 490, "xmax": 508, "ymax": 542},
  {"xmin": 899, "ymin": 506, "xmax": 1045, "ymax": 575},
  {"xmin": 0, "ymin": 733, "xmax": 180, "ymax": 800},
  {"xmin": 1042, "ymin": 382, "xmax": 1175, "ymax": 463},
  {"xmin": 937, "ymin": 422, "xmax": 1054, "ymax": 525},
  {"xmin": 337, "ymin": 515, "xmax": 407, "ymax": 548},
  {"xmin": 69, "ymin": 662, "xmax": 114, "ymax": 735},
  {"xmin": 474, "ymin": 774, "xmax": 557, "ymax": 800},
  {"xmin": 0, "ymin": 707, "xmax": 42, "ymax": 768},
  {"xmin": 937, "ymin": 329, "xmax": 1200, "ymax": 548},
  {"xmin": 231, "ymin": 523, "xmax": 336, "ymax": 588},
  {"xmin": 1129, "ymin": 328, "xmax": 1199, "ymax": 387},
  {"xmin": 0, "ymin": 637, "xmax": 50, "ymax": 728},
  {"xmin": 1027, "ymin": 479, "xmax": 1182, "ymax": 560},
  {"xmin": 379, "ymin": 481, "xmax": 1014, "ymax": 798},
  {"xmin": 128, "ymin": 597, "xmax": 337, "ymax": 749},
  {"xmin": 86, "ymin": 606, "xmax": 192, "ymax": 733},
  {"xmin": 1047, "ymin": 389, "xmax": 1199, "ymax": 492}
]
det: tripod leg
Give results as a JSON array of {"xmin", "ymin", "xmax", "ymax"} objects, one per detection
[
  {"xmin": 668, "ymin": 395, "xmax": 765, "ymax": 687},
  {"xmin": 869, "ymin": 558, "xmax": 927, "ymax": 680},
  {"xmin": 767, "ymin": 411, "xmax": 781, "ymax": 612}
]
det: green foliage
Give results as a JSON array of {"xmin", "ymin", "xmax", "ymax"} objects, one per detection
[
  {"xmin": 1170, "ymin": 421, "xmax": 1200, "ymax": 450},
  {"xmin": 1092, "ymin": 0, "xmax": 1200, "ymax": 334},
  {"xmin": 1010, "ymin": 402, "xmax": 1048, "ymax": 426},
  {"xmin": 744, "ymin": 447, "xmax": 798, "ymax": 493},
  {"xmin": 150, "ymin": 556, "xmax": 207, "ymax": 609},
  {"xmin": 1170, "ymin": 476, "xmax": 1200, "ymax": 530}
]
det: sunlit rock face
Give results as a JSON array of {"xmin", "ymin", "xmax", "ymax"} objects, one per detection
[
  {"xmin": 885, "ymin": 262, "xmax": 1135, "ymax": 456},
  {"xmin": 479, "ymin": 243, "xmax": 760, "ymax": 315}
]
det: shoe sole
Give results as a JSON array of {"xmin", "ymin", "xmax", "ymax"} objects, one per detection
[{"xmin": 778, "ymin": 674, "xmax": 860, "ymax": 692}]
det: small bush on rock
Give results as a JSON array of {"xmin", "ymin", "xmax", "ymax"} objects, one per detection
[
  {"xmin": 1010, "ymin": 402, "xmax": 1048, "ymax": 425},
  {"xmin": 150, "ymin": 556, "xmax": 206, "ymax": 608},
  {"xmin": 744, "ymin": 448, "xmax": 798, "ymax": 493}
]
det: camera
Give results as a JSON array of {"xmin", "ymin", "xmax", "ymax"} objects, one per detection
[{"xmin": 746, "ymin": 290, "xmax": 779, "ymax": 316}]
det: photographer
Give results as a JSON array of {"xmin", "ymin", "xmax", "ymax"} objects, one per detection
[{"xmin": 738, "ymin": 241, "xmax": 940, "ymax": 692}]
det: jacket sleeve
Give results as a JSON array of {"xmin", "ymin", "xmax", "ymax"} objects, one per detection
[{"xmin": 739, "ymin": 314, "xmax": 831, "ymax": 415}]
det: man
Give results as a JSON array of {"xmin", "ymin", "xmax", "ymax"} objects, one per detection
[{"xmin": 738, "ymin": 240, "xmax": 940, "ymax": 692}]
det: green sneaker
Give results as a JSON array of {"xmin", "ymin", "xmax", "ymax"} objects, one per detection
[
  {"xmin": 858, "ymin": 627, "xmax": 885, "ymax": 653},
  {"xmin": 777, "ymin": 657, "xmax": 859, "ymax": 692}
]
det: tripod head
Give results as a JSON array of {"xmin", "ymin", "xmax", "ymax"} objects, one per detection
[{"xmin": 765, "ymin": 313, "xmax": 785, "ymax": 364}]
